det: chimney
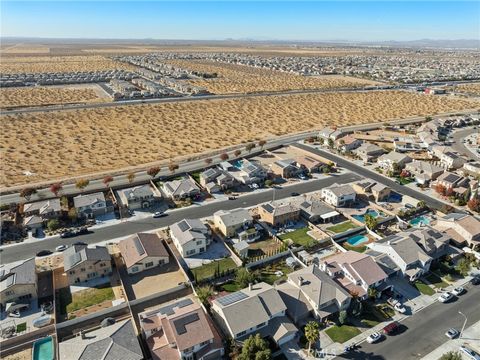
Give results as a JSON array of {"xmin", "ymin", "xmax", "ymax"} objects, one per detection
[
  {"xmin": 297, "ymin": 276, "xmax": 304, "ymax": 287},
  {"xmin": 80, "ymin": 330, "xmax": 86, "ymax": 339}
]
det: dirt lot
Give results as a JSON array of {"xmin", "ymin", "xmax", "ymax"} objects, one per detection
[
  {"xmin": 0, "ymin": 55, "xmax": 135, "ymax": 74},
  {"xmin": 1, "ymin": 85, "xmax": 109, "ymax": 108},
  {"xmin": 454, "ymin": 83, "xmax": 480, "ymax": 96},
  {"xmin": 164, "ymin": 59, "xmax": 380, "ymax": 94},
  {"xmin": 1, "ymin": 90, "xmax": 477, "ymax": 187},
  {"xmin": 3, "ymin": 349, "xmax": 32, "ymax": 360}
]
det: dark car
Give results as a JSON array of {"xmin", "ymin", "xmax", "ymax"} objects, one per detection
[
  {"xmin": 228, "ymin": 196, "xmax": 237, "ymax": 200},
  {"xmin": 60, "ymin": 231, "xmax": 74, "ymax": 238},
  {"xmin": 36, "ymin": 250, "xmax": 53, "ymax": 257},
  {"xmin": 73, "ymin": 241, "xmax": 87, "ymax": 246},
  {"xmin": 383, "ymin": 321, "xmax": 400, "ymax": 335},
  {"xmin": 290, "ymin": 192, "xmax": 300, "ymax": 196},
  {"xmin": 75, "ymin": 227, "xmax": 89, "ymax": 236},
  {"xmin": 471, "ymin": 276, "xmax": 480, "ymax": 285}
]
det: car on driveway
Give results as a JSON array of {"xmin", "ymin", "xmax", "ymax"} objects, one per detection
[
  {"xmin": 55, "ymin": 245, "xmax": 68, "ymax": 252},
  {"xmin": 460, "ymin": 346, "xmax": 480, "ymax": 360},
  {"xmin": 36, "ymin": 250, "xmax": 53, "ymax": 257},
  {"xmin": 394, "ymin": 303, "xmax": 407, "ymax": 314},
  {"xmin": 452, "ymin": 287, "xmax": 465, "ymax": 296},
  {"xmin": 366, "ymin": 332, "xmax": 382, "ymax": 344},
  {"xmin": 438, "ymin": 292, "xmax": 454, "ymax": 303},
  {"xmin": 445, "ymin": 328, "xmax": 459, "ymax": 339}
]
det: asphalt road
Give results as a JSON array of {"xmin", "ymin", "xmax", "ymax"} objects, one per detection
[
  {"xmin": 335, "ymin": 282, "xmax": 480, "ymax": 360},
  {"xmin": 451, "ymin": 127, "xmax": 480, "ymax": 161},
  {"xmin": 294, "ymin": 143, "xmax": 457, "ymax": 212},
  {"xmin": 0, "ymin": 172, "xmax": 361, "ymax": 264}
]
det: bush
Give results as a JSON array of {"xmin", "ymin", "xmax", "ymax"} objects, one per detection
[
  {"xmin": 338, "ymin": 310, "xmax": 348, "ymax": 325},
  {"xmin": 47, "ymin": 219, "xmax": 60, "ymax": 231}
]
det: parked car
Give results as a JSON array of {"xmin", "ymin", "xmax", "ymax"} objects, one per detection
[
  {"xmin": 452, "ymin": 287, "xmax": 465, "ymax": 296},
  {"xmin": 228, "ymin": 196, "xmax": 237, "ymax": 200},
  {"xmin": 438, "ymin": 292, "xmax": 454, "ymax": 303},
  {"xmin": 366, "ymin": 332, "xmax": 382, "ymax": 344},
  {"xmin": 394, "ymin": 303, "xmax": 407, "ymax": 314},
  {"xmin": 36, "ymin": 250, "xmax": 53, "ymax": 257},
  {"xmin": 460, "ymin": 346, "xmax": 480, "ymax": 360},
  {"xmin": 382, "ymin": 321, "xmax": 400, "ymax": 335},
  {"xmin": 41, "ymin": 302, "xmax": 54, "ymax": 314},
  {"xmin": 8, "ymin": 310, "xmax": 21, "ymax": 318},
  {"xmin": 445, "ymin": 328, "xmax": 459, "ymax": 339},
  {"xmin": 471, "ymin": 276, "xmax": 480, "ymax": 285},
  {"xmin": 152, "ymin": 212, "xmax": 167, "ymax": 218},
  {"xmin": 60, "ymin": 231, "xmax": 74, "ymax": 238},
  {"xmin": 290, "ymin": 192, "xmax": 300, "ymax": 196},
  {"xmin": 55, "ymin": 245, "xmax": 68, "ymax": 252},
  {"xmin": 75, "ymin": 227, "xmax": 89, "ymax": 236},
  {"xmin": 73, "ymin": 241, "xmax": 87, "ymax": 246}
]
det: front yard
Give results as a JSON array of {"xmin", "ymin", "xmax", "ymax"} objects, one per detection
[
  {"xmin": 360, "ymin": 302, "xmax": 392, "ymax": 328},
  {"xmin": 191, "ymin": 258, "xmax": 238, "ymax": 282},
  {"xmin": 424, "ymin": 272, "xmax": 449, "ymax": 289},
  {"xmin": 325, "ymin": 325, "xmax": 361, "ymax": 343},
  {"xmin": 278, "ymin": 227, "xmax": 316, "ymax": 248},
  {"xmin": 326, "ymin": 221, "xmax": 358, "ymax": 234},
  {"xmin": 413, "ymin": 280, "xmax": 435, "ymax": 296}
]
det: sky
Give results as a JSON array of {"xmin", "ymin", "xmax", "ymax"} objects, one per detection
[{"xmin": 1, "ymin": 1, "xmax": 479, "ymax": 41}]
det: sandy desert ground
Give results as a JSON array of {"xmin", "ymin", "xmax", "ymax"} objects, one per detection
[
  {"xmin": 1, "ymin": 90, "xmax": 477, "ymax": 187},
  {"xmin": 1, "ymin": 85, "xmax": 109, "ymax": 108},
  {"xmin": 454, "ymin": 83, "xmax": 480, "ymax": 96},
  {"xmin": 0, "ymin": 55, "xmax": 135, "ymax": 74},
  {"xmin": 164, "ymin": 59, "xmax": 380, "ymax": 94}
]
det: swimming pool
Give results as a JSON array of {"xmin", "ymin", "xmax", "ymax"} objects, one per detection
[
  {"xmin": 346, "ymin": 234, "xmax": 369, "ymax": 246},
  {"xmin": 232, "ymin": 159, "xmax": 244, "ymax": 169},
  {"xmin": 33, "ymin": 336, "xmax": 54, "ymax": 360},
  {"xmin": 352, "ymin": 209, "xmax": 384, "ymax": 223},
  {"xmin": 409, "ymin": 216, "xmax": 430, "ymax": 227}
]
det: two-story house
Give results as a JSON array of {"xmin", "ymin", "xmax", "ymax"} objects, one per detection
[
  {"xmin": 258, "ymin": 201, "xmax": 300, "ymax": 227},
  {"xmin": 73, "ymin": 192, "xmax": 108, "ymax": 218},
  {"xmin": 23, "ymin": 199, "xmax": 62, "ymax": 219},
  {"xmin": 436, "ymin": 213, "xmax": 480, "ymax": 248},
  {"xmin": 118, "ymin": 184, "xmax": 158, "ymax": 210},
  {"xmin": 354, "ymin": 143, "xmax": 385, "ymax": 163},
  {"xmin": 162, "ymin": 179, "xmax": 201, "ymax": 201},
  {"xmin": 213, "ymin": 208, "xmax": 260, "ymax": 242},
  {"xmin": 271, "ymin": 159, "xmax": 302, "ymax": 179},
  {"xmin": 321, "ymin": 184, "xmax": 356, "ymax": 207},
  {"xmin": 169, "ymin": 219, "xmax": 211, "ymax": 258},
  {"xmin": 0, "ymin": 258, "xmax": 37, "ymax": 307},
  {"xmin": 232, "ymin": 159, "xmax": 268, "ymax": 185},
  {"xmin": 377, "ymin": 152, "xmax": 412, "ymax": 172},
  {"xmin": 63, "ymin": 245, "xmax": 112, "ymax": 285},
  {"xmin": 405, "ymin": 160, "xmax": 444, "ymax": 185}
]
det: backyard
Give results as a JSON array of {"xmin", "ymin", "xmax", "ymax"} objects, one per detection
[
  {"xmin": 342, "ymin": 243, "xmax": 367, "ymax": 253},
  {"xmin": 57, "ymin": 284, "xmax": 115, "ymax": 316},
  {"xmin": 247, "ymin": 237, "xmax": 284, "ymax": 257},
  {"xmin": 278, "ymin": 227, "xmax": 316, "ymax": 247},
  {"xmin": 325, "ymin": 324, "xmax": 361, "ymax": 343},
  {"xmin": 326, "ymin": 221, "xmax": 358, "ymax": 234},
  {"xmin": 257, "ymin": 261, "xmax": 294, "ymax": 285},
  {"xmin": 191, "ymin": 257, "xmax": 238, "ymax": 282}
]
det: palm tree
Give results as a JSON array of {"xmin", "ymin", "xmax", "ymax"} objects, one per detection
[
  {"xmin": 368, "ymin": 287, "xmax": 378, "ymax": 300},
  {"xmin": 304, "ymin": 321, "xmax": 320, "ymax": 355},
  {"xmin": 75, "ymin": 179, "xmax": 89, "ymax": 192},
  {"xmin": 127, "ymin": 172, "xmax": 136, "ymax": 184}
]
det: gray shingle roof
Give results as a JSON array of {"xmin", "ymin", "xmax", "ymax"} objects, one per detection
[
  {"xmin": 0, "ymin": 258, "xmax": 36, "ymax": 293},
  {"xmin": 170, "ymin": 218, "xmax": 208, "ymax": 245},
  {"xmin": 214, "ymin": 208, "xmax": 252, "ymax": 227},
  {"xmin": 74, "ymin": 192, "xmax": 106, "ymax": 208},
  {"xmin": 63, "ymin": 245, "xmax": 111, "ymax": 271}
]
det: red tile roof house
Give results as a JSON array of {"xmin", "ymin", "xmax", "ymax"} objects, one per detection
[
  {"xmin": 138, "ymin": 297, "xmax": 224, "ymax": 360},
  {"xmin": 118, "ymin": 233, "xmax": 170, "ymax": 275},
  {"xmin": 319, "ymin": 251, "xmax": 390, "ymax": 299}
]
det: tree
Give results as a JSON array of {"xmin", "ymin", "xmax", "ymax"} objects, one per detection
[
  {"xmin": 456, "ymin": 258, "xmax": 471, "ymax": 276},
  {"xmin": 258, "ymin": 140, "xmax": 267, "ymax": 149},
  {"xmin": 147, "ymin": 166, "xmax": 161, "ymax": 179},
  {"xmin": 196, "ymin": 285, "xmax": 213, "ymax": 305},
  {"xmin": 50, "ymin": 183, "xmax": 63, "ymax": 197},
  {"xmin": 417, "ymin": 200, "xmax": 427, "ymax": 209},
  {"xmin": 327, "ymin": 138, "xmax": 334, "ymax": 148},
  {"xmin": 235, "ymin": 268, "xmax": 255, "ymax": 288},
  {"xmin": 168, "ymin": 163, "xmax": 179, "ymax": 173},
  {"xmin": 439, "ymin": 351, "xmax": 462, "ymax": 360},
  {"xmin": 75, "ymin": 179, "xmax": 89, "ymax": 191},
  {"xmin": 20, "ymin": 187, "xmax": 36, "ymax": 201},
  {"xmin": 364, "ymin": 214, "xmax": 378, "ymax": 230},
  {"xmin": 392, "ymin": 162, "xmax": 402, "ymax": 176},
  {"xmin": 204, "ymin": 158, "xmax": 213, "ymax": 165},
  {"xmin": 367, "ymin": 287, "xmax": 378, "ymax": 299},
  {"xmin": 434, "ymin": 183, "xmax": 447, "ymax": 196},
  {"xmin": 238, "ymin": 334, "xmax": 271, "ymax": 360},
  {"xmin": 467, "ymin": 198, "xmax": 480, "ymax": 213},
  {"xmin": 304, "ymin": 321, "xmax": 320, "ymax": 355},
  {"xmin": 265, "ymin": 179, "xmax": 273, "ymax": 187},
  {"xmin": 103, "ymin": 175, "xmax": 114, "ymax": 187},
  {"xmin": 127, "ymin": 172, "xmax": 136, "ymax": 184},
  {"xmin": 338, "ymin": 310, "xmax": 348, "ymax": 325},
  {"xmin": 220, "ymin": 153, "xmax": 229, "ymax": 161},
  {"xmin": 47, "ymin": 219, "xmax": 60, "ymax": 231},
  {"xmin": 68, "ymin": 208, "xmax": 78, "ymax": 222},
  {"xmin": 245, "ymin": 143, "xmax": 255, "ymax": 153}
]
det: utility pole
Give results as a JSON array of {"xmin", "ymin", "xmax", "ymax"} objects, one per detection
[{"xmin": 459, "ymin": 311, "xmax": 468, "ymax": 339}]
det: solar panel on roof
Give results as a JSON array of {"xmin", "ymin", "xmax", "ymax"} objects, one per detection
[
  {"xmin": 216, "ymin": 291, "xmax": 248, "ymax": 307},
  {"xmin": 177, "ymin": 220, "xmax": 190, "ymax": 232},
  {"xmin": 173, "ymin": 313, "xmax": 200, "ymax": 335},
  {"xmin": 262, "ymin": 204, "xmax": 274, "ymax": 213},
  {"xmin": 158, "ymin": 298, "xmax": 193, "ymax": 316},
  {"xmin": 133, "ymin": 238, "xmax": 145, "ymax": 256}
]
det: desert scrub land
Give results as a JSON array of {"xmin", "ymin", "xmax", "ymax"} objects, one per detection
[
  {"xmin": 454, "ymin": 83, "xmax": 480, "ymax": 96},
  {"xmin": 1, "ymin": 85, "xmax": 109, "ymax": 108},
  {"xmin": 1, "ymin": 90, "xmax": 477, "ymax": 187},
  {"xmin": 164, "ymin": 59, "xmax": 380, "ymax": 94},
  {"xmin": 0, "ymin": 55, "xmax": 135, "ymax": 74}
]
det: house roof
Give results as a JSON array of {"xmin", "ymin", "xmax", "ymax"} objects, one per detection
[
  {"xmin": 23, "ymin": 198, "xmax": 61, "ymax": 215},
  {"xmin": 261, "ymin": 202, "xmax": 299, "ymax": 217},
  {"xmin": 295, "ymin": 155, "xmax": 324, "ymax": 169},
  {"xmin": 0, "ymin": 258, "xmax": 36, "ymax": 293},
  {"xmin": 120, "ymin": 185, "xmax": 154, "ymax": 200},
  {"xmin": 63, "ymin": 245, "xmax": 111, "ymax": 272},
  {"xmin": 119, "ymin": 233, "xmax": 169, "ymax": 269},
  {"xmin": 214, "ymin": 208, "xmax": 252, "ymax": 227},
  {"xmin": 163, "ymin": 178, "xmax": 199, "ymax": 197},
  {"xmin": 200, "ymin": 168, "xmax": 221, "ymax": 180},
  {"xmin": 59, "ymin": 319, "xmax": 143, "ymax": 360},
  {"xmin": 439, "ymin": 214, "xmax": 480, "ymax": 239},
  {"xmin": 274, "ymin": 159, "xmax": 297, "ymax": 169},
  {"xmin": 355, "ymin": 143, "xmax": 383, "ymax": 154},
  {"xmin": 324, "ymin": 184, "xmax": 356, "ymax": 197},
  {"xmin": 378, "ymin": 151, "xmax": 411, "ymax": 163},
  {"xmin": 73, "ymin": 192, "xmax": 106, "ymax": 208},
  {"xmin": 405, "ymin": 161, "xmax": 444, "ymax": 175},
  {"xmin": 170, "ymin": 219, "xmax": 208, "ymax": 246},
  {"xmin": 377, "ymin": 233, "xmax": 432, "ymax": 265},
  {"xmin": 436, "ymin": 172, "xmax": 462, "ymax": 185},
  {"xmin": 23, "ymin": 215, "xmax": 43, "ymax": 226}
]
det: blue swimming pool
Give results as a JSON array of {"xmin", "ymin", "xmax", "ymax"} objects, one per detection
[
  {"xmin": 33, "ymin": 336, "xmax": 54, "ymax": 360},
  {"xmin": 352, "ymin": 209, "xmax": 384, "ymax": 223},
  {"xmin": 232, "ymin": 159, "xmax": 243, "ymax": 169},
  {"xmin": 346, "ymin": 234, "xmax": 369, "ymax": 246},
  {"xmin": 410, "ymin": 216, "xmax": 430, "ymax": 227}
]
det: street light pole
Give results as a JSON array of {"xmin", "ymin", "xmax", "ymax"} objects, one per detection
[{"xmin": 459, "ymin": 311, "xmax": 467, "ymax": 339}]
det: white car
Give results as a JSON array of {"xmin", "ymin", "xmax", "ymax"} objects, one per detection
[
  {"xmin": 438, "ymin": 292, "xmax": 454, "ymax": 303},
  {"xmin": 445, "ymin": 328, "xmax": 459, "ymax": 339},
  {"xmin": 55, "ymin": 245, "xmax": 68, "ymax": 252},
  {"xmin": 366, "ymin": 332, "xmax": 382, "ymax": 344},
  {"xmin": 394, "ymin": 303, "xmax": 407, "ymax": 314},
  {"xmin": 452, "ymin": 287, "xmax": 465, "ymax": 296},
  {"xmin": 460, "ymin": 346, "xmax": 480, "ymax": 360}
]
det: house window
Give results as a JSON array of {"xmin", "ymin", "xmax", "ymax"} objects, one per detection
[
  {"xmin": 196, "ymin": 240, "xmax": 203, "ymax": 245},
  {"xmin": 237, "ymin": 331, "xmax": 247, "ymax": 337},
  {"xmin": 200, "ymin": 340, "xmax": 210, "ymax": 346},
  {"xmin": 145, "ymin": 262, "xmax": 154, "ymax": 268},
  {"xmin": 256, "ymin": 322, "xmax": 266, "ymax": 329},
  {"xmin": 159, "ymin": 259, "xmax": 165, "ymax": 265},
  {"xmin": 99, "ymin": 263, "xmax": 106, "ymax": 267},
  {"xmin": 69, "ymin": 270, "xmax": 75, "ymax": 275},
  {"xmin": 80, "ymin": 268, "xmax": 86, "ymax": 272}
]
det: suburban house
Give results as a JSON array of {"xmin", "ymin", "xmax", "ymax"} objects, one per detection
[
  {"xmin": 319, "ymin": 127, "xmax": 348, "ymax": 142},
  {"xmin": 289, "ymin": 196, "xmax": 340, "ymax": 224},
  {"xmin": 405, "ymin": 161, "xmax": 444, "ymax": 185},
  {"xmin": 295, "ymin": 155, "xmax": 326, "ymax": 173},
  {"xmin": 371, "ymin": 183, "xmax": 391, "ymax": 202},
  {"xmin": 139, "ymin": 297, "xmax": 224, "ymax": 360},
  {"xmin": 394, "ymin": 141, "xmax": 423, "ymax": 153},
  {"xmin": 199, "ymin": 168, "xmax": 222, "ymax": 187},
  {"xmin": 23, "ymin": 215, "xmax": 44, "ymax": 232},
  {"xmin": 232, "ymin": 159, "xmax": 268, "ymax": 185},
  {"xmin": 63, "ymin": 245, "xmax": 112, "ymax": 285},
  {"xmin": 434, "ymin": 172, "xmax": 469, "ymax": 191},
  {"xmin": 118, "ymin": 184, "xmax": 158, "ymax": 210},
  {"xmin": 335, "ymin": 135, "xmax": 362, "ymax": 152},
  {"xmin": 258, "ymin": 201, "xmax": 301, "ymax": 227},
  {"xmin": 436, "ymin": 213, "xmax": 480, "ymax": 248},
  {"xmin": 169, "ymin": 219, "xmax": 211, "ymax": 257},
  {"xmin": 321, "ymin": 183, "xmax": 356, "ymax": 207},
  {"xmin": 162, "ymin": 178, "xmax": 201, "ymax": 200},
  {"xmin": 320, "ymin": 251, "xmax": 390, "ymax": 299},
  {"xmin": 211, "ymin": 282, "xmax": 298, "ymax": 346},
  {"xmin": 0, "ymin": 258, "xmax": 37, "ymax": 307},
  {"xmin": 438, "ymin": 152, "xmax": 467, "ymax": 170},
  {"xmin": 463, "ymin": 161, "xmax": 480, "ymax": 177},
  {"xmin": 352, "ymin": 179, "xmax": 376, "ymax": 196},
  {"xmin": 59, "ymin": 319, "xmax": 143, "ymax": 360},
  {"xmin": 23, "ymin": 199, "xmax": 62, "ymax": 219},
  {"xmin": 277, "ymin": 265, "xmax": 351, "ymax": 322},
  {"xmin": 213, "ymin": 208, "xmax": 260, "ymax": 242},
  {"xmin": 199, "ymin": 168, "xmax": 236, "ymax": 192},
  {"xmin": 377, "ymin": 152, "xmax": 412, "ymax": 171},
  {"xmin": 354, "ymin": 143, "xmax": 385, "ymax": 162},
  {"xmin": 271, "ymin": 159, "xmax": 302, "ymax": 178},
  {"xmin": 118, "ymin": 233, "xmax": 170, "ymax": 274},
  {"xmin": 73, "ymin": 192, "xmax": 109, "ymax": 218}
]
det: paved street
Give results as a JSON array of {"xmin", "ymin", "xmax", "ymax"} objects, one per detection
[
  {"xmin": 0, "ymin": 172, "xmax": 361, "ymax": 264},
  {"xmin": 451, "ymin": 127, "xmax": 480, "ymax": 160},
  {"xmin": 334, "ymin": 283, "xmax": 480, "ymax": 360}
]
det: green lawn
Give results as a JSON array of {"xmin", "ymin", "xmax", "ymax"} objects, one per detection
[
  {"xmin": 342, "ymin": 243, "xmax": 367, "ymax": 253},
  {"xmin": 64, "ymin": 285, "xmax": 115, "ymax": 313},
  {"xmin": 414, "ymin": 280, "xmax": 435, "ymax": 296},
  {"xmin": 395, "ymin": 176, "xmax": 414, "ymax": 185},
  {"xmin": 221, "ymin": 282, "xmax": 242, "ymax": 292},
  {"xmin": 192, "ymin": 258, "xmax": 238, "ymax": 282},
  {"xmin": 325, "ymin": 325, "xmax": 361, "ymax": 343},
  {"xmin": 326, "ymin": 221, "xmax": 358, "ymax": 234},
  {"xmin": 258, "ymin": 262, "xmax": 293, "ymax": 285},
  {"xmin": 190, "ymin": 171, "xmax": 201, "ymax": 183},
  {"xmin": 360, "ymin": 302, "xmax": 391, "ymax": 327},
  {"xmin": 278, "ymin": 227, "xmax": 316, "ymax": 247},
  {"xmin": 424, "ymin": 273, "xmax": 449, "ymax": 289},
  {"xmin": 16, "ymin": 323, "xmax": 27, "ymax": 333}
]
